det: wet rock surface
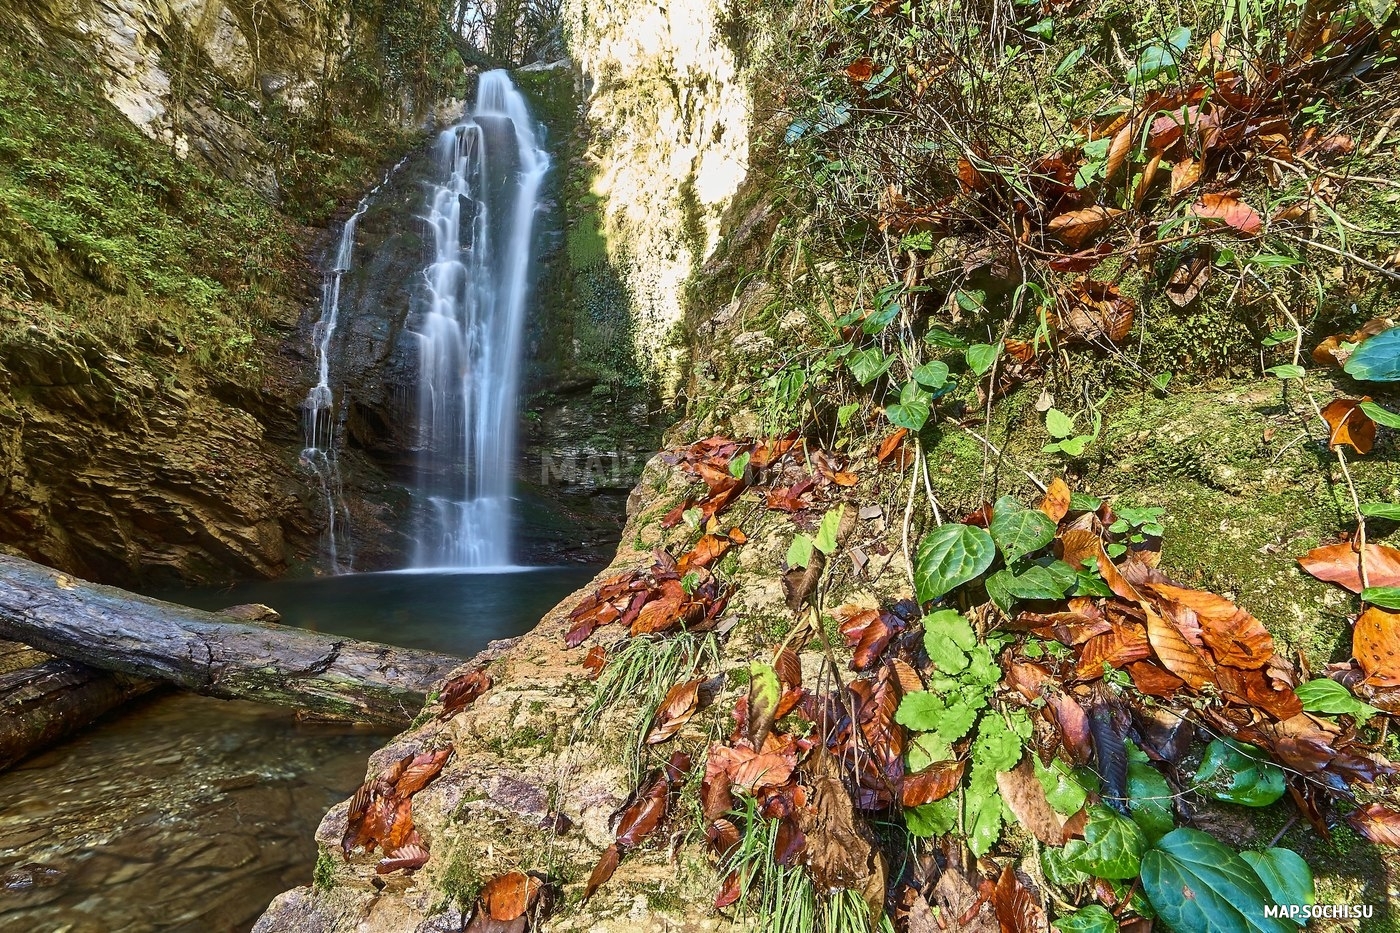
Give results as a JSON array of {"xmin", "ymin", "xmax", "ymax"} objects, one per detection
[{"xmin": 0, "ymin": 692, "xmax": 389, "ymax": 932}]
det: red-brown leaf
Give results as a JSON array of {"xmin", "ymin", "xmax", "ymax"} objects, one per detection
[
  {"xmin": 1347, "ymin": 803, "xmax": 1400, "ymax": 847},
  {"xmin": 645, "ymin": 678, "xmax": 705, "ymax": 744},
  {"xmin": 394, "ymin": 748, "xmax": 453, "ymax": 797},
  {"xmin": 481, "ymin": 871, "xmax": 542, "ymax": 921},
  {"xmin": 582, "ymin": 645, "xmax": 607, "ymax": 679},
  {"xmin": 992, "ymin": 863, "xmax": 1048, "ymax": 933},
  {"xmin": 1189, "ymin": 192, "xmax": 1263, "ymax": 235},
  {"xmin": 1143, "ymin": 603, "xmax": 1216, "ymax": 689},
  {"xmin": 614, "ymin": 780, "xmax": 669, "ymax": 848},
  {"xmin": 1147, "ymin": 583, "xmax": 1275, "ymax": 669},
  {"xmin": 441, "ymin": 670, "xmax": 492, "ymax": 717},
  {"xmin": 582, "ymin": 844, "xmax": 621, "ymax": 903},
  {"xmin": 1127, "ymin": 661, "xmax": 1186, "ymax": 697},
  {"xmin": 1299, "ymin": 542, "xmax": 1400, "ymax": 593},
  {"xmin": 1074, "ymin": 625, "xmax": 1151, "ymax": 680}
]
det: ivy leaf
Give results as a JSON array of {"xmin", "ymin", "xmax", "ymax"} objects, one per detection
[
  {"xmin": 925, "ymin": 327, "xmax": 968, "ymax": 349},
  {"xmin": 912, "ymin": 360, "xmax": 950, "ymax": 388},
  {"xmin": 1043, "ymin": 844, "xmax": 1091, "ymax": 886},
  {"xmin": 990, "ymin": 496, "xmax": 1057, "ymax": 562},
  {"xmin": 1363, "ymin": 586, "xmax": 1400, "ymax": 610},
  {"xmin": 1239, "ymin": 849, "xmax": 1314, "ymax": 924},
  {"xmin": 1294, "ymin": 678, "xmax": 1377, "ymax": 722},
  {"xmin": 1141, "ymin": 828, "xmax": 1293, "ymax": 933},
  {"xmin": 914, "ymin": 523, "xmax": 996, "ymax": 601},
  {"xmin": 1194, "ymin": 739, "xmax": 1285, "ymax": 807},
  {"xmin": 886, "ymin": 397, "xmax": 931, "ymax": 430},
  {"xmin": 1066, "ymin": 805, "xmax": 1147, "ymax": 879},
  {"xmin": 848, "ymin": 347, "xmax": 894, "ymax": 385},
  {"xmin": 966, "ymin": 343, "xmax": 998, "ymax": 376},
  {"xmin": 1053, "ymin": 905, "xmax": 1118, "ymax": 933},
  {"xmin": 1343, "ymin": 326, "xmax": 1400, "ymax": 381},
  {"xmin": 921, "ymin": 609, "xmax": 976, "ymax": 673},
  {"xmin": 1265, "ymin": 364, "xmax": 1305, "ymax": 380},
  {"xmin": 1126, "ymin": 742, "xmax": 1175, "ymax": 841},
  {"xmin": 1035, "ymin": 756, "xmax": 1088, "ymax": 816}
]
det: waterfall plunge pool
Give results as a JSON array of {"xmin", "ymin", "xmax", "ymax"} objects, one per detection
[{"xmin": 0, "ymin": 564, "xmax": 600, "ymax": 933}]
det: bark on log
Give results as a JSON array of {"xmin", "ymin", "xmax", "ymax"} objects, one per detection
[
  {"xmin": 0, "ymin": 641, "xmax": 156, "ymax": 770},
  {"xmin": 0, "ymin": 555, "xmax": 463, "ymax": 725}
]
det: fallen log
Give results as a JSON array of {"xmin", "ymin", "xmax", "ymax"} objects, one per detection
[
  {"xmin": 0, "ymin": 555, "xmax": 463, "ymax": 725},
  {"xmin": 0, "ymin": 641, "xmax": 156, "ymax": 770}
]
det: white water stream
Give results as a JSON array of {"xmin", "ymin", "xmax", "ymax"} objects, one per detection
[{"xmin": 411, "ymin": 71, "xmax": 548, "ymax": 568}]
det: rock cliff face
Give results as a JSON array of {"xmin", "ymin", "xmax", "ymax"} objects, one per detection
[{"xmin": 0, "ymin": 0, "xmax": 458, "ymax": 584}]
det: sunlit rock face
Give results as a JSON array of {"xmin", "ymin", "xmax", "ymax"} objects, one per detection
[
  {"xmin": 18, "ymin": 0, "xmax": 344, "ymax": 198},
  {"xmin": 563, "ymin": 0, "xmax": 754, "ymax": 391}
]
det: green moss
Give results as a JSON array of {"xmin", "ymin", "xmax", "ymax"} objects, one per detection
[{"xmin": 312, "ymin": 850, "xmax": 338, "ymax": 891}]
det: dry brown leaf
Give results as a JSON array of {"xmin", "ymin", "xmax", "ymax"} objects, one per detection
[
  {"xmin": 1059, "ymin": 529, "xmax": 1142, "ymax": 601},
  {"xmin": 1074, "ymin": 625, "xmax": 1152, "ymax": 681},
  {"xmin": 1298, "ymin": 542, "xmax": 1400, "ymax": 593},
  {"xmin": 1143, "ymin": 603, "xmax": 1216, "ymax": 689},
  {"xmin": 1147, "ymin": 583, "xmax": 1275, "ymax": 669},
  {"xmin": 582, "ymin": 645, "xmax": 607, "ymax": 680},
  {"xmin": 1320, "ymin": 398, "xmax": 1376, "ymax": 454},
  {"xmin": 376, "ymin": 843, "xmax": 430, "ymax": 874},
  {"xmin": 992, "ymin": 863, "xmax": 1049, "ymax": 933},
  {"xmin": 1170, "ymin": 158, "xmax": 1203, "ymax": 196},
  {"xmin": 1047, "ymin": 206, "xmax": 1123, "ymax": 249},
  {"xmin": 847, "ymin": 57, "xmax": 875, "ymax": 84},
  {"xmin": 1133, "ymin": 150, "xmax": 1163, "ymax": 208},
  {"xmin": 996, "ymin": 757, "xmax": 1073, "ymax": 845},
  {"xmin": 582, "ymin": 844, "xmax": 621, "ymax": 904},
  {"xmin": 1104, "ymin": 119, "xmax": 1137, "ymax": 185},
  {"xmin": 441, "ymin": 669, "xmax": 492, "ymax": 717},
  {"xmin": 1165, "ymin": 251, "xmax": 1211, "ymax": 306},
  {"xmin": 1354, "ymin": 607, "xmax": 1400, "ymax": 687}
]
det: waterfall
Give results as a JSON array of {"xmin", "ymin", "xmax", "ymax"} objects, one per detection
[
  {"xmin": 411, "ymin": 71, "xmax": 549, "ymax": 569},
  {"xmin": 300, "ymin": 159, "xmax": 407, "ymax": 573}
]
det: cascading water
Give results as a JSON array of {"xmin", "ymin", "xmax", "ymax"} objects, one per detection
[
  {"xmin": 300, "ymin": 160, "xmax": 406, "ymax": 573},
  {"xmin": 411, "ymin": 71, "xmax": 549, "ymax": 568}
]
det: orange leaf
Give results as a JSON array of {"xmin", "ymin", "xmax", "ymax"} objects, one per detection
[
  {"xmin": 876, "ymin": 427, "xmax": 909, "ymax": 463},
  {"xmin": 1347, "ymin": 803, "xmax": 1400, "ymax": 847},
  {"xmin": 1320, "ymin": 397, "xmax": 1376, "ymax": 454},
  {"xmin": 1189, "ymin": 192, "xmax": 1263, "ymax": 236},
  {"xmin": 1298, "ymin": 542, "xmax": 1400, "ymax": 593},
  {"xmin": 1170, "ymin": 158, "xmax": 1202, "ymax": 196},
  {"xmin": 582, "ymin": 645, "xmax": 608, "ymax": 679},
  {"xmin": 1147, "ymin": 583, "xmax": 1275, "ymax": 669},
  {"xmin": 481, "ymin": 871, "xmax": 543, "ymax": 921},
  {"xmin": 1038, "ymin": 478, "xmax": 1071, "ymax": 522},
  {"xmin": 1143, "ymin": 603, "xmax": 1216, "ymax": 689},
  {"xmin": 1104, "ymin": 118, "xmax": 1137, "ymax": 185},
  {"xmin": 1047, "ymin": 206, "xmax": 1123, "ymax": 249},
  {"xmin": 582, "ymin": 844, "xmax": 621, "ymax": 903},
  {"xmin": 901, "ymin": 759, "xmax": 966, "ymax": 806},
  {"xmin": 1059, "ymin": 530, "xmax": 1142, "ymax": 601},
  {"xmin": 992, "ymin": 863, "xmax": 1048, "ymax": 933},
  {"xmin": 1354, "ymin": 607, "xmax": 1400, "ymax": 687},
  {"xmin": 846, "ymin": 57, "xmax": 875, "ymax": 84}
]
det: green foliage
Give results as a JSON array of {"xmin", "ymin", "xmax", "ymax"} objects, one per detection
[
  {"xmin": 1125, "ymin": 742, "xmax": 1175, "ymax": 841},
  {"xmin": 914, "ymin": 523, "xmax": 996, "ymax": 601},
  {"xmin": 1053, "ymin": 905, "xmax": 1118, "ymax": 933},
  {"xmin": 1343, "ymin": 326, "xmax": 1400, "ymax": 381},
  {"xmin": 989, "ymin": 495, "xmax": 1057, "ymax": 563},
  {"xmin": 1064, "ymin": 806, "xmax": 1148, "ymax": 880},
  {"xmin": 1194, "ymin": 739, "xmax": 1286, "ymax": 807},
  {"xmin": 1140, "ymin": 829, "xmax": 1293, "ymax": 933},
  {"xmin": 1239, "ymin": 849, "xmax": 1314, "ymax": 922},
  {"xmin": 1293, "ymin": 679, "xmax": 1378, "ymax": 721},
  {"xmin": 1362, "ymin": 586, "xmax": 1400, "ymax": 610}
]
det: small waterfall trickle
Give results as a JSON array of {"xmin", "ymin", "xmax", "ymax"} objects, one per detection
[
  {"xmin": 411, "ymin": 71, "xmax": 549, "ymax": 568},
  {"xmin": 300, "ymin": 160, "xmax": 406, "ymax": 573}
]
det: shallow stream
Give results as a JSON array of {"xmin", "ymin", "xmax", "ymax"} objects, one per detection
[{"xmin": 0, "ymin": 566, "xmax": 597, "ymax": 932}]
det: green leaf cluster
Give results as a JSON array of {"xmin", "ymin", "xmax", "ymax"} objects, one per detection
[{"xmin": 1194, "ymin": 739, "xmax": 1286, "ymax": 807}]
